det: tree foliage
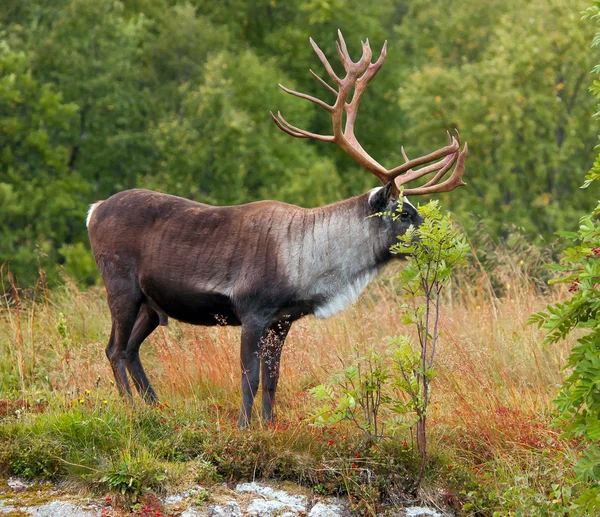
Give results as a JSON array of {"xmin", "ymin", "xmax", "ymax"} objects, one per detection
[
  {"xmin": 398, "ymin": 0, "xmax": 598, "ymax": 238},
  {"xmin": 0, "ymin": 0, "xmax": 597, "ymax": 284},
  {"xmin": 528, "ymin": 3, "xmax": 600, "ymax": 514}
]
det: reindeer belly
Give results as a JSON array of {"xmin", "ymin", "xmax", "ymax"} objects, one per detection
[{"xmin": 140, "ymin": 277, "xmax": 241, "ymax": 326}]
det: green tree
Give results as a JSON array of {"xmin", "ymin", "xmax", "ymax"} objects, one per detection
[
  {"xmin": 0, "ymin": 42, "xmax": 83, "ymax": 282},
  {"xmin": 31, "ymin": 0, "xmax": 158, "ymax": 193},
  {"xmin": 146, "ymin": 49, "xmax": 342, "ymax": 206},
  {"xmin": 529, "ymin": 2, "xmax": 600, "ymax": 514},
  {"xmin": 192, "ymin": 0, "xmax": 407, "ymax": 194},
  {"xmin": 397, "ymin": 0, "xmax": 598, "ymax": 239}
]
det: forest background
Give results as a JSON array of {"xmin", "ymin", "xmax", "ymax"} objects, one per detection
[{"xmin": 1, "ymin": 0, "xmax": 598, "ymax": 287}]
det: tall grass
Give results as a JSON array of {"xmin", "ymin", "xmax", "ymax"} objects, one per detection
[{"xmin": 0, "ymin": 238, "xmax": 577, "ymax": 514}]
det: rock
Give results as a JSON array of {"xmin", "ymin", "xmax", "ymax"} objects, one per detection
[
  {"xmin": 20, "ymin": 501, "xmax": 97, "ymax": 517},
  {"xmin": 166, "ymin": 485, "xmax": 204, "ymax": 505},
  {"xmin": 0, "ymin": 479, "xmax": 448, "ymax": 517},
  {"xmin": 236, "ymin": 482, "xmax": 306, "ymax": 511},
  {"xmin": 181, "ymin": 507, "xmax": 202, "ymax": 517},
  {"xmin": 7, "ymin": 477, "xmax": 30, "ymax": 492},
  {"xmin": 232, "ymin": 481, "xmax": 354, "ymax": 516},
  {"xmin": 207, "ymin": 501, "xmax": 241, "ymax": 517},
  {"xmin": 246, "ymin": 499, "xmax": 293, "ymax": 516},
  {"xmin": 404, "ymin": 507, "xmax": 444, "ymax": 517},
  {"xmin": 0, "ymin": 501, "xmax": 18, "ymax": 514},
  {"xmin": 166, "ymin": 494, "xmax": 185, "ymax": 505},
  {"xmin": 308, "ymin": 501, "xmax": 348, "ymax": 517}
]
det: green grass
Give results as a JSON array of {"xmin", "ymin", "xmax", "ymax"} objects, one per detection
[{"xmin": 0, "ymin": 394, "xmax": 448, "ymax": 510}]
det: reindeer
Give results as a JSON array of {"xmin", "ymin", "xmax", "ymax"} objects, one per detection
[{"xmin": 87, "ymin": 31, "xmax": 468, "ymax": 427}]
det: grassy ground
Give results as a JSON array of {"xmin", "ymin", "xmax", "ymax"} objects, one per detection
[{"xmin": 0, "ymin": 240, "xmax": 581, "ymax": 516}]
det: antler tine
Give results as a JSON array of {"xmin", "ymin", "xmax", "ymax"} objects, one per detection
[
  {"xmin": 397, "ymin": 143, "xmax": 457, "ymax": 186},
  {"xmin": 394, "ymin": 148, "xmax": 457, "ymax": 187},
  {"xmin": 270, "ymin": 111, "xmax": 334, "ymax": 142},
  {"xmin": 357, "ymin": 39, "xmax": 386, "ymax": 85},
  {"xmin": 336, "ymin": 29, "xmax": 352, "ymax": 68},
  {"xmin": 420, "ymin": 153, "xmax": 458, "ymax": 187},
  {"xmin": 401, "ymin": 146, "xmax": 409, "ymax": 162},
  {"xmin": 371, "ymin": 39, "xmax": 387, "ymax": 70},
  {"xmin": 402, "ymin": 143, "xmax": 468, "ymax": 196},
  {"xmin": 390, "ymin": 137, "xmax": 459, "ymax": 181},
  {"xmin": 360, "ymin": 38, "xmax": 373, "ymax": 68},
  {"xmin": 310, "ymin": 69, "xmax": 337, "ymax": 96},
  {"xmin": 344, "ymin": 39, "xmax": 387, "ymax": 135},
  {"xmin": 269, "ymin": 112, "xmax": 305, "ymax": 138},
  {"xmin": 336, "ymin": 30, "xmax": 372, "ymax": 76},
  {"xmin": 278, "ymin": 84, "xmax": 333, "ymax": 112},
  {"xmin": 335, "ymin": 29, "xmax": 373, "ymax": 75},
  {"xmin": 397, "ymin": 130, "xmax": 459, "ymax": 185},
  {"xmin": 310, "ymin": 37, "xmax": 341, "ymax": 85}
]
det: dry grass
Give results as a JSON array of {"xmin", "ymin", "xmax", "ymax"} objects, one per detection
[{"xmin": 1, "ymin": 241, "xmax": 571, "ymax": 436}]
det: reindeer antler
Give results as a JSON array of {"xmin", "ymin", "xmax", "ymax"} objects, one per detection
[{"xmin": 271, "ymin": 30, "xmax": 468, "ymax": 197}]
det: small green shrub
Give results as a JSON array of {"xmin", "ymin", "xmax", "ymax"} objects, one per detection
[
  {"xmin": 461, "ymin": 453, "xmax": 575, "ymax": 517},
  {"xmin": 193, "ymin": 488, "xmax": 211, "ymax": 504},
  {"xmin": 528, "ymin": 205, "xmax": 600, "ymax": 516},
  {"xmin": 1, "ymin": 440, "xmax": 63, "ymax": 479},
  {"xmin": 313, "ymin": 483, "xmax": 329, "ymax": 495},
  {"xmin": 100, "ymin": 451, "xmax": 166, "ymax": 501}
]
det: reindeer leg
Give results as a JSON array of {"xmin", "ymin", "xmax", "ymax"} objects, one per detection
[
  {"xmin": 105, "ymin": 281, "xmax": 143, "ymax": 400},
  {"xmin": 125, "ymin": 304, "xmax": 160, "ymax": 403},
  {"xmin": 261, "ymin": 320, "xmax": 292, "ymax": 424},
  {"xmin": 238, "ymin": 318, "xmax": 269, "ymax": 429},
  {"xmin": 106, "ymin": 318, "xmax": 138, "ymax": 400}
]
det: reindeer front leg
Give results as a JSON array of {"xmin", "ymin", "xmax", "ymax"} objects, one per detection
[
  {"xmin": 238, "ymin": 318, "xmax": 268, "ymax": 428},
  {"xmin": 261, "ymin": 320, "xmax": 292, "ymax": 424}
]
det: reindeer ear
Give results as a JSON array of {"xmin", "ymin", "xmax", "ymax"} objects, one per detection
[{"xmin": 368, "ymin": 183, "xmax": 394, "ymax": 212}]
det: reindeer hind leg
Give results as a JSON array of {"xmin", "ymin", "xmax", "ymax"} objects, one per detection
[
  {"xmin": 105, "ymin": 278, "xmax": 144, "ymax": 401},
  {"xmin": 125, "ymin": 304, "xmax": 160, "ymax": 403}
]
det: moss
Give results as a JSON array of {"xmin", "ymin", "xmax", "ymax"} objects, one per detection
[{"xmin": 1, "ymin": 483, "xmax": 58, "ymax": 507}]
